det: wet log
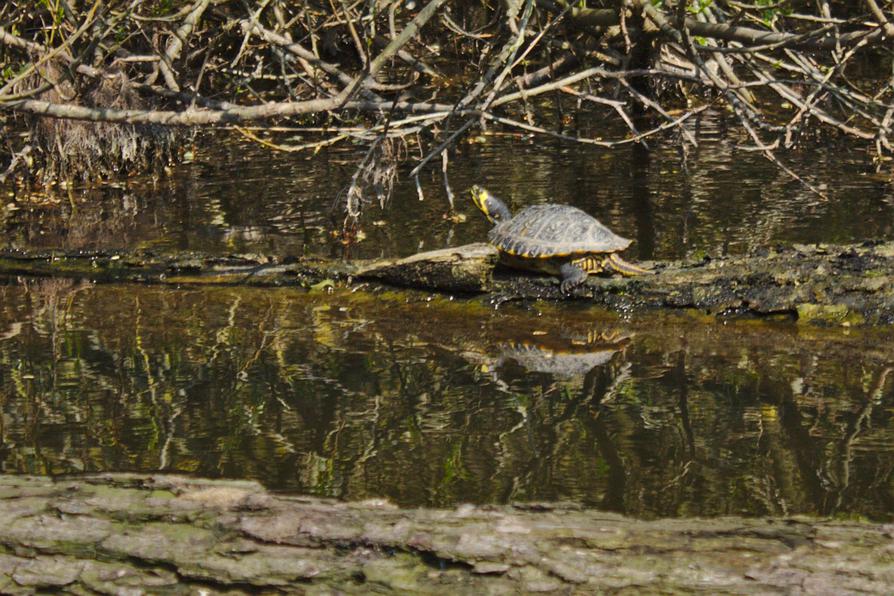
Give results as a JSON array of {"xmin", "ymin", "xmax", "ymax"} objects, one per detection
[
  {"xmin": 2, "ymin": 240, "xmax": 894, "ymax": 324},
  {"xmin": 0, "ymin": 474, "xmax": 890, "ymax": 594},
  {"xmin": 354, "ymin": 242, "xmax": 498, "ymax": 293}
]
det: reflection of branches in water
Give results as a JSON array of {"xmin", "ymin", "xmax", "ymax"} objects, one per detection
[
  {"xmin": 3, "ymin": 285, "xmax": 894, "ymax": 514},
  {"xmin": 582, "ymin": 362, "xmax": 634, "ymax": 512},
  {"xmin": 489, "ymin": 343, "xmax": 632, "ymax": 506},
  {"xmin": 650, "ymin": 348, "xmax": 696, "ymax": 503},
  {"xmin": 0, "ymin": 283, "xmax": 88, "ymax": 471},
  {"xmin": 289, "ymin": 325, "xmax": 468, "ymax": 502},
  {"xmin": 764, "ymin": 354, "xmax": 894, "ymax": 517},
  {"xmin": 828, "ymin": 367, "xmax": 892, "ymax": 514},
  {"xmin": 217, "ymin": 294, "xmax": 301, "ymax": 468},
  {"xmin": 133, "ymin": 294, "xmax": 172, "ymax": 471}
]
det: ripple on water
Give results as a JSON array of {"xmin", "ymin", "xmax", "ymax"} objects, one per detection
[
  {"xmin": 3, "ymin": 110, "xmax": 892, "ymax": 260},
  {"xmin": 0, "ymin": 283, "xmax": 892, "ymax": 520}
]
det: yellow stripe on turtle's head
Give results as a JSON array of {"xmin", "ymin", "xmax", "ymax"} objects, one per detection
[
  {"xmin": 470, "ymin": 185, "xmax": 512, "ymax": 224},
  {"xmin": 470, "ymin": 185, "xmax": 488, "ymax": 216}
]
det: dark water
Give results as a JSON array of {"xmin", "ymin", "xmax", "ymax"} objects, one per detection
[
  {"xmin": 1, "ymin": 282, "xmax": 892, "ymax": 520},
  {"xmin": 1, "ymin": 112, "xmax": 893, "ymax": 519},
  {"xmin": 2, "ymin": 110, "xmax": 893, "ymax": 261}
]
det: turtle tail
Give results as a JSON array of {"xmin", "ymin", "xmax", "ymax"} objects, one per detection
[{"xmin": 606, "ymin": 253, "xmax": 650, "ymax": 276}]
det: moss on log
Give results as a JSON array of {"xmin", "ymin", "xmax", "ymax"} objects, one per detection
[
  {"xmin": 2, "ymin": 240, "xmax": 894, "ymax": 324},
  {"xmin": 0, "ymin": 474, "xmax": 890, "ymax": 593}
]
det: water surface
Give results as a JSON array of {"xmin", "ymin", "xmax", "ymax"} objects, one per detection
[
  {"xmin": 2, "ymin": 110, "xmax": 893, "ymax": 520},
  {"xmin": 1, "ymin": 282, "xmax": 891, "ymax": 519},
  {"xmin": 3, "ymin": 110, "xmax": 892, "ymax": 261}
]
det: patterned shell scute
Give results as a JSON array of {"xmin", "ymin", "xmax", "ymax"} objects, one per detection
[{"xmin": 488, "ymin": 204, "xmax": 631, "ymax": 258}]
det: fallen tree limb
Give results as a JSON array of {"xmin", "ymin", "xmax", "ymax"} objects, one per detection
[
  {"xmin": 0, "ymin": 0, "xmax": 450, "ymax": 127},
  {"xmin": 0, "ymin": 473, "xmax": 890, "ymax": 593},
  {"xmin": 2, "ymin": 240, "xmax": 894, "ymax": 325}
]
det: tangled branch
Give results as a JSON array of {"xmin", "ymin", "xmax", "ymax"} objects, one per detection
[{"xmin": 0, "ymin": 0, "xmax": 891, "ymax": 208}]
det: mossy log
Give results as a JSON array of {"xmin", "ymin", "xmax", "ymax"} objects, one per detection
[
  {"xmin": 2, "ymin": 240, "xmax": 894, "ymax": 324},
  {"xmin": 0, "ymin": 474, "xmax": 891, "ymax": 594}
]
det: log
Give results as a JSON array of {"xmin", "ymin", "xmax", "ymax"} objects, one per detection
[
  {"xmin": 2, "ymin": 240, "xmax": 894, "ymax": 325},
  {"xmin": 0, "ymin": 474, "xmax": 890, "ymax": 593},
  {"xmin": 355, "ymin": 242, "xmax": 498, "ymax": 293}
]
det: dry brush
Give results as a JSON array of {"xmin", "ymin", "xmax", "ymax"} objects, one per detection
[{"xmin": 0, "ymin": 1, "xmax": 892, "ymax": 216}]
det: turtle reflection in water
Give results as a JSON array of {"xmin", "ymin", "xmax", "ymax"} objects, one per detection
[
  {"xmin": 470, "ymin": 185, "xmax": 649, "ymax": 293},
  {"xmin": 486, "ymin": 330, "xmax": 632, "ymax": 382}
]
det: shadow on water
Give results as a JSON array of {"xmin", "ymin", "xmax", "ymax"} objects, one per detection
[{"xmin": 0, "ymin": 281, "xmax": 892, "ymax": 520}]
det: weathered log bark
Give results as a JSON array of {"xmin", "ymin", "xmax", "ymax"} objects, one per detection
[
  {"xmin": 0, "ymin": 474, "xmax": 890, "ymax": 593},
  {"xmin": 2, "ymin": 240, "xmax": 894, "ymax": 325},
  {"xmin": 355, "ymin": 242, "xmax": 499, "ymax": 293}
]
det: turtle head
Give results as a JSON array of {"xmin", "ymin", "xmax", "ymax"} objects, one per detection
[{"xmin": 470, "ymin": 185, "xmax": 512, "ymax": 224}]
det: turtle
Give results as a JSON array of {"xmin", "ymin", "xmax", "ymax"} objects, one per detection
[{"xmin": 470, "ymin": 185, "xmax": 648, "ymax": 293}]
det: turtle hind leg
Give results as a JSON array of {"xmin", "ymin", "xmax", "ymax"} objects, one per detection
[
  {"xmin": 559, "ymin": 261, "xmax": 588, "ymax": 294},
  {"xmin": 604, "ymin": 253, "xmax": 649, "ymax": 276}
]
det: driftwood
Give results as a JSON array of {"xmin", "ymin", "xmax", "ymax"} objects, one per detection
[
  {"xmin": 0, "ymin": 473, "xmax": 891, "ymax": 593},
  {"xmin": 3, "ymin": 240, "xmax": 894, "ymax": 325}
]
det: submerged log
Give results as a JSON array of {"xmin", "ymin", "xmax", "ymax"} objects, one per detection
[
  {"xmin": 2, "ymin": 240, "xmax": 894, "ymax": 324},
  {"xmin": 0, "ymin": 474, "xmax": 890, "ymax": 593}
]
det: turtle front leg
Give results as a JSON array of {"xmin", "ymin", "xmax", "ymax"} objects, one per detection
[
  {"xmin": 560, "ymin": 258, "xmax": 602, "ymax": 294},
  {"xmin": 559, "ymin": 262, "xmax": 587, "ymax": 294}
]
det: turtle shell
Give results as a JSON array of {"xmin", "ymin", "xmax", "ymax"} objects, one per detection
[{"xmin": 488, "ymin": 204, "xmax": 631, "ymax": 258}]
